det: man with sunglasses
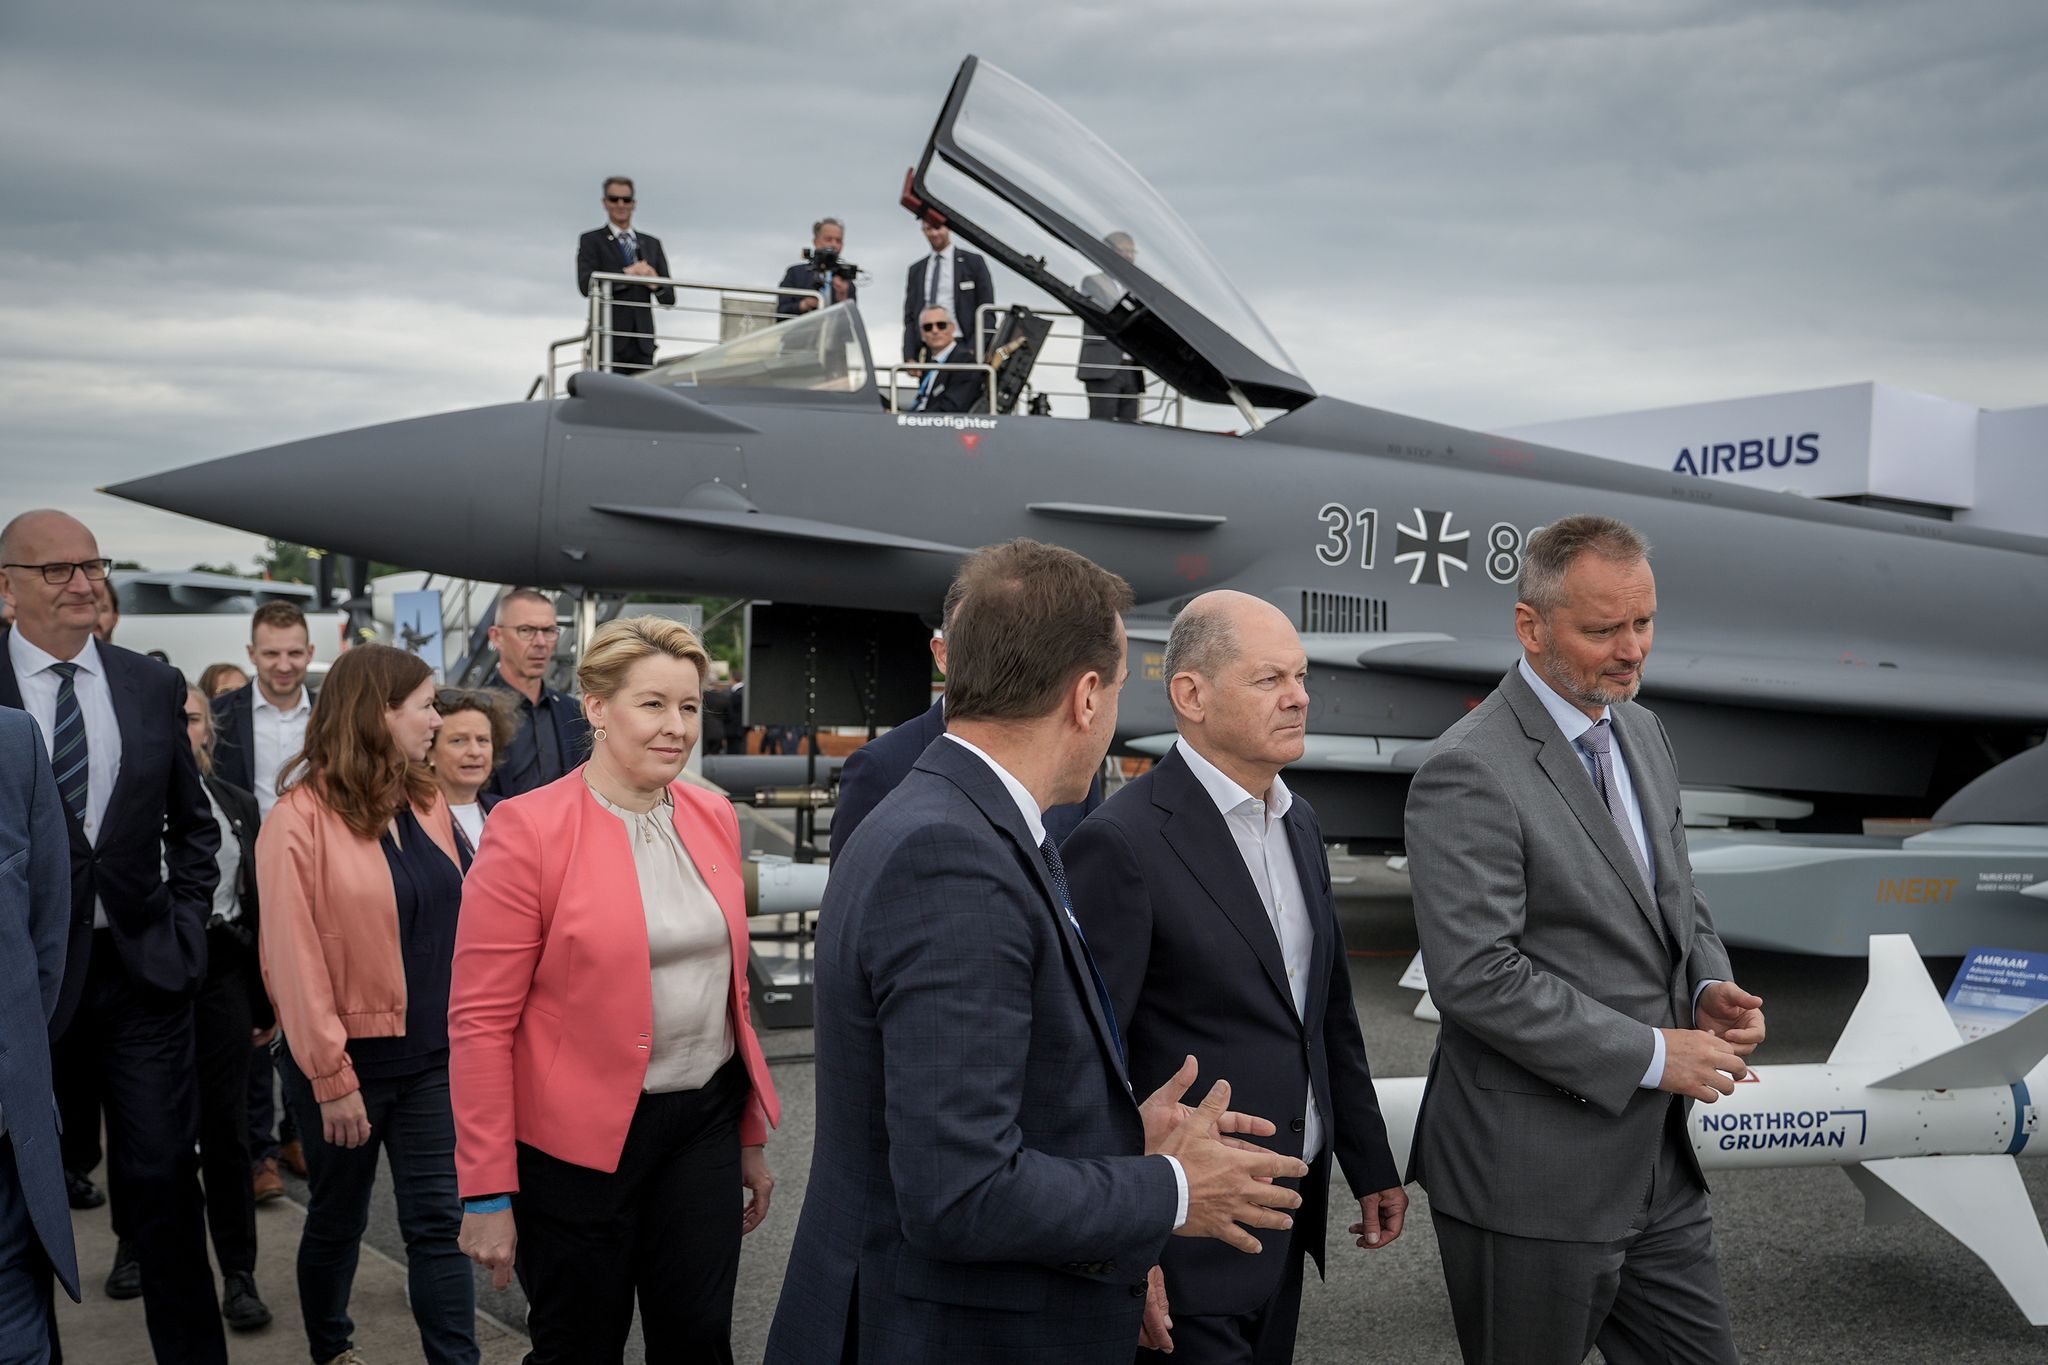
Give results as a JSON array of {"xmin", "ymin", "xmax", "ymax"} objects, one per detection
[
  {"xmin": 576, "ymin": 175, "xmax": 675, "ymax": 372},
  {"xmin": 481, "ymin": 587, "xmax": 591, "ymax": 798},
  {"xmin": 0, "ymin": 510, "xmax": 227, "ymax": 1364},
  {"xmin": 907, "ymin": 306, "xmax": 987, "ymax": 414}
]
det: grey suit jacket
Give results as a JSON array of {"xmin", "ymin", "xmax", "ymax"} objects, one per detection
[
  {"xmin": 764, "ymin": 736, "xmax": 1176, "ymax": 1365},
  {"xmin": 1404, "ymin": 665, "xmax": 1730, "ymax": 1242}
]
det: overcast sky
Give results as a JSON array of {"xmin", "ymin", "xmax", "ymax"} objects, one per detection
[{"xmin": 4, "ymin": 0, "xmax": 2043, "ymax": 569}]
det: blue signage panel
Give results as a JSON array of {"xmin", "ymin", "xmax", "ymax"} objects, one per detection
[{"xmin": 1945, "ymin": 946, "xmax": 2048, "ymax": 1041}]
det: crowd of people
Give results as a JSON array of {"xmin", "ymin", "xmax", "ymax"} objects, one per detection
[
  {"xmin": 1, "ymin": 503, "xmax": 1766, "ymax": 1365},
  {"xmin": 574, "ymin": 174, "xmax": 1152, "ymax": 420}
]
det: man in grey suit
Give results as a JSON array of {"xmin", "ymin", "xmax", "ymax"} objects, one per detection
[
  {"xmin": 766, "ymin": 540, "xmax": 1309, "ymax": 1365},
  {"xmin": 1405, "ymin": 514, "xmax": 1765, "ymax": 1365}
]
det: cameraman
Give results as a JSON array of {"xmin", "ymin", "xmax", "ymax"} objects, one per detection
[{"xmin": 776, "ymin": 217, "xmax": 860, "ymax": 316}]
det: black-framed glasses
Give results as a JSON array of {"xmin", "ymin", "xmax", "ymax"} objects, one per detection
[
  {"xmin": 606, "ymin": 194, "xmax": 635, "ymax": 204},
  {"xmin": 920, "ymin": 321, "xmax": 952, "ymax": 332},
  {"xmin": 504, "ymin": 624, "xmax": 562, "ymax": 642},
  {"xmin": 3, "ymin": 558, "xmax": 113, "ymax": 585}
]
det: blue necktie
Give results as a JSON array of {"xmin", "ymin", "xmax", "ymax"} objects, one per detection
[
  {"xmin": 1039, "ymin": 836, "xmax": 1125, "ymax": 1067},
  {"xmin": 48, "ymin": 661, "xmax": 89, "ymax": 826},
  {"xmin": 617, "ymin": 232, "xmax": 637, "ymax": 266}
]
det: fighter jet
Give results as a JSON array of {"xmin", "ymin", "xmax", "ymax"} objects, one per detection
[{"xmin": 109, "ymin": 56, "xmax": 2048, "ymax": 859}]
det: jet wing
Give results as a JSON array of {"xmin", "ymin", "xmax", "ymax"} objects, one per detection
[{"xmin": 1352, "ymin": 637, "xmax": 2048, "ymax": 724}]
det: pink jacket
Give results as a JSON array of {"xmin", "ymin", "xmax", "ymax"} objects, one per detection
[
  {"xmin": 256, "ymin": 783, "xmax": 463, "ymax": 1103},
  {"xmin": 449, "ymin": 767, "xmax": 781, "ymax": 1196}
]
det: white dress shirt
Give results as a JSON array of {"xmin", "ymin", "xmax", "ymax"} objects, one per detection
[
  {"xmin": 943, "ymin": 733, "xmax": 1189, "ymax": 1229},
  {"xmin": 251, "ymin": 687, "xmax": 311, "ymax": 819},
  {"xmin": 1517, "ymin": 657, "xmax": 1711, "ymax": 1090},
  {"xmin": 449, "ymin": 801, "xmax": 486, "ymax": 853},
  {"xmin": 9, "ymin": 630, "xmax": 121, "ymax": 926},
  {"xmin": 1174, "ymin": 738, "xmax": 1324, "ymax": 1160},
  {"xmin": 206, "ymin": 786, "xmax": 242, "ymax": 923}
]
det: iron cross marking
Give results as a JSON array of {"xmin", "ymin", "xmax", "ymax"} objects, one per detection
[{"xmin": 1394, "ymin": 508, "xmax": 1470, "ymax": 587}]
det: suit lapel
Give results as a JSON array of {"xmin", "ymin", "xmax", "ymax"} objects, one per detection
[
  {"xmin": 1502, "ymin": 669, "xmax": 1667, "ymax": 949},
  {"xmin": 921, "ymin": 739, "xmax": 1131, "ymax": 1085},
  {"xmin": 1284, "ymin": 804, "xmax": 1334, "ymax": 1030},
  {"xmin": 1153, "ymin": 750, "xmax": 1295, "ymax": 1015},
  {"xmin": 101, "ymin": 646, "xmax": 145, "ymax": 826},
  {"xmin": 232, "ymin": 689, "xmax": 255, "ymax": 783},
  {"xmin": 0, "ymin": 638, "xmax": 91, "ymax": 857},
  {"xmin": 1612, "ymin": 704, "xmax": 1689, "ymax": 950}
]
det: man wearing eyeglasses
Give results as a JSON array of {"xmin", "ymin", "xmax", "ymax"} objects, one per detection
[
  {"xmin": 907, "ymin": 306, "xmax": 987, "ymax": 414},
  {"xmin": 576, "ymin": 175, "xmax": 675, "ymax": 373},
  {"xmin": 482, "ymin": 588, "xmax": 591, "ymax": 799},
  {"xmin": 0, "ymin": 510, "xmax": 228, "ymax": 1364}
]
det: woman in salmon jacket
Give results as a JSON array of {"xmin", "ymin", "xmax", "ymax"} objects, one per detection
[
  {"xmin": 257, "ymin": 643, "xmax": 477, "ymax": 1365},
  {"xmin": 450, "ymin": 615, "xmax": 780, "ymax": 1364}
]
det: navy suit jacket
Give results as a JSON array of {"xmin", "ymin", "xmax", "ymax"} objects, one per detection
[
  {"xmin": 902, "ymin": 248, "xmax": 996, "ymax": 361},
  {"xmin": 0, "ymin": 630, "xmax": 219, "ymax": 1040},
  {"xmin": 829, "ymin": 698, "xmax": 1100, "ymax": 858},
  {"xmin": 776, "ymin": 261, "xmax": 859, "ymax": 316},
  {"xmin": 766, "ymin": 737, "xmax": 1176, "ymax": 1365},
  {"xmin": 0, "ymin": 708, "xmax": 81, "ymax": 1299},
  {"xmin": 1062, "ymin": 745, "xmax": 1402, "ymax": 1316},
  {"xmin": 209, "ymin": 683, "xmax": 257, "ymax": 794}
]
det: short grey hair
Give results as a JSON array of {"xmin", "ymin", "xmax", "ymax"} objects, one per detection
[
  {"xmin": 1162, "ymin": 602, "xmax": 1238, "ymax": 691},
  {"xmin": 918, "ymin": 303, "xmax": 956, "ymax": 327},
  {"xmin": 812, "ymin": 216, "xmax": 843, "ymax": 239},
  {"xmin": 1517, "ymin": 514, "xmax": 1651, "ymax": 615}
]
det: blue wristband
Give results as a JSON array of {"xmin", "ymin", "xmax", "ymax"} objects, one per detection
[{"xmin": 463, "ymin": 1194, "xmax": 512, "ymax": 1214}]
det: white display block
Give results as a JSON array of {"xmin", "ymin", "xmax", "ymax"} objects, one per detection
[
  {"xmin": 1959, "ymin": 405, "xmax": 2048, "ymax": 538},
  {"xmin": 1499, "ymin": 382, "xmax": 1979, "ymax": 510}
]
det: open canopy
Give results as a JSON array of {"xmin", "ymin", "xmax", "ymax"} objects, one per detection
[{"xmin": 909, "ymin": 56, "xmax": 1314, "ymax": 411}]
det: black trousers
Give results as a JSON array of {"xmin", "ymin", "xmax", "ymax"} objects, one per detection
[
  {"xmin": 49, "ymin": 931, "xmax": 225, "ymax": 1365},
  {"xmin": 1085, "ymin": 370, "xmax": 1143, "ymax": 422},
  {"xmin": 514, "ymin": 1058, "xmax": 747, "ymax": 1365},
  {"xmin": 193, "ymin": 926, "xmax": 258, "ymax": 1275}
]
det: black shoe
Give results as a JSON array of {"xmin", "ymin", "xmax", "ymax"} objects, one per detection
[
  {"xmin": 221, "ymin": 1270, "xmax": 273, "ymax": 1331},
  {"xmin": 65, "ymin": 1169, "xmax": 105, "ymax": 1210},
  {"xmin": 104, "ymin": 1239, "xmax": 142, "ymax": 1300}
]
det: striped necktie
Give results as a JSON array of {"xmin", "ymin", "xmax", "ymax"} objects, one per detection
[
  {"xmin": 48, "ymin": 661, "xmax": 89, "ymax": 826},
  {"xmin": 1039, "ymin": 835, "xmax": 1125, "ymax": 1066}
]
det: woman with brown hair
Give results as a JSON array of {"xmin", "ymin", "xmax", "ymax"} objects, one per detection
[
  {"xmin": 451, "ymin": 615, "xmax": 779, "ymax": 1364},
  {"xmin": 428, "ymin": 687, "xmax": 513, "ymax": 861},
  {"xmin": 257, "ymin": 644, "xmax": 478, "ymax": 1365}
]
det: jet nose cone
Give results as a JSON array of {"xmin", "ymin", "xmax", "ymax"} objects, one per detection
[{"xmin": 106, "ymin": 401, "xmax": 553, "ymax": 585}]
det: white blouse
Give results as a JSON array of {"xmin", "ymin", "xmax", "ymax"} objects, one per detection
[{"xmin": 587, "ymin": 782, "xmax": 735, "ymax": 1092}]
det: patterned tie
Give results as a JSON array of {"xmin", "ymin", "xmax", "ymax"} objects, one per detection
[
  {"xmin": 48, "ymin": 661, "xmax": 89, "ymax": 826},
  {"xmin": 617, "ymin": 231, "xmax": 637, "ymax": 266},
  {"xmin": 1039, "ymin": 835, "xmax": 1126, "ymax": 1067},
  {"xmin": 1577, "ymin": 718, "xmax": 1650, "ymax": 883}
]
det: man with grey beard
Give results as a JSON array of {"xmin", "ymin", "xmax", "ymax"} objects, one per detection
[{"xmin": 1403, "ymin": 513, "xmax": 1765, "ymax": 1365}]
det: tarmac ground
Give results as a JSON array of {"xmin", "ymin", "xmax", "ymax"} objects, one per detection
[{"xmin": 53, "ymin": 856, "xmax": 2048, "ymax": 1364}]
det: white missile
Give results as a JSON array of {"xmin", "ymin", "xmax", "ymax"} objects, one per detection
[
  {"xmin": 1376, "ymin": 935, "xmax": 2048, "ymax": 1325},
  {"xmin": 743, "ymin": 856, "xmax": 832, "ymax": 916}
]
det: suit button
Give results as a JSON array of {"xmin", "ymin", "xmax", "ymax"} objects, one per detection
[
  {"xmin": 1130, "ymin": 1283, "xmax": 1146, "ymax": 1298},
  {"xmin": 1290, "ymin": 1119, "xmax": 1305, "ymax": 1133}
]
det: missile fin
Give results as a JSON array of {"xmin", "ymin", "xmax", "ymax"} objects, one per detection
[
  {"xmin": 1873, "ymin": 996, "xmax": 2048, "ymax": 1090},
  {"xmin": 1827, "ymin": 935, "xmax": 1963, "ymax": 1073},
  {"xmin": 1854, "ymin": 1155, "xmax": 2048, "ymax": 1325},
  {"xmin": 1842, "ymin": 1162, "xmax": 1919, "ymax": 1226}
]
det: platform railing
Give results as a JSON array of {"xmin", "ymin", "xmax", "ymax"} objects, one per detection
[
  {"xmin": 969, "ymin": 302, "xmax": 1181, "ymax": 426},
  {"xmin": 534, "ymin": 274, "xmax": 822, "ymax": 398}
]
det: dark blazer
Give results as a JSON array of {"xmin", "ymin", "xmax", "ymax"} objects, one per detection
[
  {"xmin": 202, "ymin": 773, "xmax": 273, "ymax": 1030},
  {"xmin": 577, "ymin": 226, "xmax": 675, "ymax": 366},
  {"xmin": 1076, "ymin": 271, "xmax": 1135, "ymax": 383},
  {"xmin": 481, "ymin": 675, "xmax": 592, "ymax": 800},
  {"xmin": 1404, "ymin": 666, "xmax": 1731, "ymax": 1242},
  {"xmin": 775, "ymin": 261, "xmax": 858, "ymax": 316},
  {"xmin": 0, "ymin": 708, "xmax": 81, "ymax": 1300},
  {"xmin": 829, "ymin": 698, "xmax": 1100, "ymax": 858},
  {"xmin": 905, "ymin": 345, "xmax": 987, "ymax": 414},
  {"xmin": 766, "ymin": 737, "xmax": 1176, "ymax": 1365},
  {"xmin": 209, "ymin": 683, "xmax": 256, "ymax": 794},
  {"xmin": 1062, "ymin": 745, "xmax": 1402, "ymax": 1317},
  {"xmin": 0, "ymin": 630, "xmax": 220, "ymax": 1040},
  {"xmin": 902, "ymin": 248, "xmax": 996, "ymax": 361}
]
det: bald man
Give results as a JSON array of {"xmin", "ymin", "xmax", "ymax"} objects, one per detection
[
  {"xmin": 0, "ymin": 510, "xmax": 226, "ymax": 1363},
  {"xmin": 1063, "ymin": 591, "xmax": 1406, "ymax": 1363}
]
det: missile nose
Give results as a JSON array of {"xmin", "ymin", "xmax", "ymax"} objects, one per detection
[{"xmin": 106, "ymin": 401, "xmax": 553, "ymax": 585}]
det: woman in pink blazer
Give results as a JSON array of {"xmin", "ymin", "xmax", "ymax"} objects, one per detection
[{"xmin": 450, "ymin": 616, "xmax": 779, "ymax": 1363}]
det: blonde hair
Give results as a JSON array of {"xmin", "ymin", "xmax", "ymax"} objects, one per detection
[{"xmin": 576, "ymin": 615, "xmax": 711, "ymax": 700}]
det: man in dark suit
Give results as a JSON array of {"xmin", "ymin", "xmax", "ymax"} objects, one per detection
[
  {"xmin": 902, "ymin": 217, "xmax": 995, "ymax": 362},
  {"xmin": 0, "ymin": 509, "xmax": 227, "ymax": 1364},
  {"xmin": 776, "ymin": 216, "xmax": 858, "ymax": 317},
  {"xmin": 1078, "ymin": 231, "xmax": 1145, "ymax": 422},
  {"xmin": 1063, "ymin": 591, "xmax": 1407, "ymax": 1362},
  {"xmin": 481, "ymin": 588, "xmax": 590, "ymax": 798},
  {"xmin": 576, "ymin": 175, "xmax": 675, "ymax": 372},
  {"xmin": 0, "ymin": 707, "xmax": 81, "ymax": 1361},
  {"xmin": 830, "ymin": 611, "xmax": 1098, "ymax": 859},
  {"xmin": 904, "ymin": 307, "xmax": 987, "ymax": 415},
  {"xmin": 1405, "ymin": 515, "xmax": 1762, "ymax": 1365},
  {"xmin": 766, "ymin": 540, "xmax": 1309, "ymax": 1365}
]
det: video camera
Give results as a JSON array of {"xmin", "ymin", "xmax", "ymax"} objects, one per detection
[{"xmin": 801, "ymin": 246, "xmax": 862, "ymax": 284}]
